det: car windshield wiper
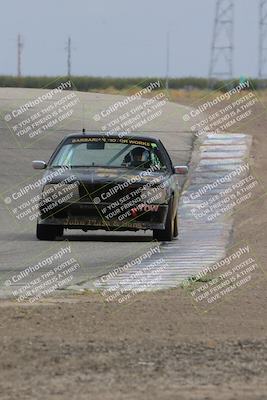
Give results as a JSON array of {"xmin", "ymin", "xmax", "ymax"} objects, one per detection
[
  {"xmin": 51, "ymin": 165, "xmax": 99, "ymax": 168},
  {"xmin": 62, "ymin": 165, "xmax": 127, "ymax": 169},
  {"xmin": 50, "ymin": 165, "xmax": 71, "ymax": 169}
]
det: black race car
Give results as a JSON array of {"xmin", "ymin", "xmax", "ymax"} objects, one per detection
[{"xmin": 32, "ymin": 133, "xmax": 188, "ymax": 241}]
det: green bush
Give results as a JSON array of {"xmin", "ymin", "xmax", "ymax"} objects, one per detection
[{"xmin": 0, "ymin": 75, "xmax": 262, "ymax": 91}]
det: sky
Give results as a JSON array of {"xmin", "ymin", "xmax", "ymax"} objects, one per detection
[{"xmin": 0, "ymin": 0, "xmax": 259, "ymax": 78}]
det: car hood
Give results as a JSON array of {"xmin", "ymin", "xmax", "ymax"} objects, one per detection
[{"xmin": 42, "ymin": 167, "xmax": 169, "ymax": 186}]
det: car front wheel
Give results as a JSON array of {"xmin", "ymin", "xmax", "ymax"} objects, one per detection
[
  {"xmin": 173, "ymin": 212, "xmax": 178, "ymax": 238},
  {"xmin": 36, "ymin": 224, "xmax": 63, "ymax": 241},
  {"xmin": 153, "ymin": 198, "xmax": 176, "ymax": 242}
]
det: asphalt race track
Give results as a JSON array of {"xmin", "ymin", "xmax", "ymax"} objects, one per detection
[{"xmin": 0, "ymin": 87, "xmax": 194, "ymax": 297}]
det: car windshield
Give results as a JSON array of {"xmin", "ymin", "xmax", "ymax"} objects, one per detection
[{"xmin": 50, "ymin": 137, "xmax": 166, "ymax": 170}]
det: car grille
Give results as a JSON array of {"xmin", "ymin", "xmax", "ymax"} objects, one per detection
[{"xmin": 78, "ymin": 183, "xmax": 143, "ymax": 203}]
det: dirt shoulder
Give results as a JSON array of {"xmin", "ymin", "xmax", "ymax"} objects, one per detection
[
  {"xmin": 0, "ymin": 90, "xmax": 266, "ymax": 400},
  {"xmin": 0, "ymin": 286, "xmax": 267, "ymax": 400}
]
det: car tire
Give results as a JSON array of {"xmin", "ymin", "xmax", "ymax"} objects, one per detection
[
  {"xmin": 36, "ymin": 224, "xmax": 63, "ymax": 241},
  {"xmin": 153, "ymin": 198, "xmax": 175, "ymax": 242},
  {"xmin": 173, "ymin": 212, "xmax": 178, "ymax": 238}
]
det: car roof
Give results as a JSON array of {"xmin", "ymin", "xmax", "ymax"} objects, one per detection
[{"xmin": 64, "ymin": 132, "xmax": 161, "ymax": 143}]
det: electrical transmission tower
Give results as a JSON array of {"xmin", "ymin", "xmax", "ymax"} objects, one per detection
[
  {"xmin": 66, "ymin": 37, "xmax": 72, "ymax": 77},
  {"xmin": 17, "ymin": 34, "xmax": 23, "ymax": 77},
  {"xmin": 209, "ymin": 0, "xmax": 234, "ymax": 84},
  {"xmin": 165, "ymin": 32, "xmax": 170, "ymax": 91},
  {"xmin": 259, "ymin": 0, "xmax": 267, "ymax": 78}
]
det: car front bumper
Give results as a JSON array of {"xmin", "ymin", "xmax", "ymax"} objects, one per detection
[{"xmin": 39, "ymin": 202, "xmax": 169, "ymax": 231}]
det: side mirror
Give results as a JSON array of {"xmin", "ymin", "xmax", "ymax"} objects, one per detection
[
  {"xmin": 32, "ymin": 160, "xmax": 47, "ymax": 170},
  {"xmin": 174, "ymin": 165, "xmax": 188, "ymax": 175}
]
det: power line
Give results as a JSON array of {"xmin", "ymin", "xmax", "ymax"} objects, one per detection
[{"xmin": 209, "ymin": 0, "xmax": 234, "ymax": 85}]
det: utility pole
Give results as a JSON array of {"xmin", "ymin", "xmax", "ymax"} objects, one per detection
[
  {"xmin": 66, "ymin": 36, "xmax": 72, "ymax": 77},
  {"xmin": 259, "ymin": 0, "xmax": 267, "ymax": 78},
  {"xmin": 17, "ymin": 34, "xmax": 23, "ymax": 77},
  {"xmin": 209, "ymin": 0, "xmax": 234, "ymax": 86},
  {"xmin": 165, "ymin": 32, "xmax": 170, "ymax": 91}
]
